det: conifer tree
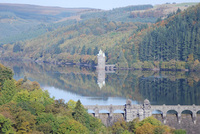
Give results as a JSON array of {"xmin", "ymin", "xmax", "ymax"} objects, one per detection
[
  {"xmin": 0, "ymin": 79, "xmax": 16, "ymax": 105},
  {"xmin": 73, "ymin": 100, "xmax": 86, "ymax": 124}
]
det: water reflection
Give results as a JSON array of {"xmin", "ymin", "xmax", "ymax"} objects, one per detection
[
  {"xmin": 1, "ymin": 60, "xmax": 200, "ymax": 105},
  {"xmin": 97, "ymin": 69, "xmax": 105, "ymax": 89}
]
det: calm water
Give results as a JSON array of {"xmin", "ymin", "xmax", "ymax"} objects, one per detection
[{"xmin": 1, "ymin": 60, "xmax": 200, "ymax": 105}]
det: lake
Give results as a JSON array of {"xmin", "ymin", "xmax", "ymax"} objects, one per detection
[{"xmin": 1, "ymin": 60, "xmax": 200, "ymax": 106}]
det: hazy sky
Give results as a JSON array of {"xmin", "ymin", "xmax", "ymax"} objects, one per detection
[{"xmin": 0, "ymin": 0, "xmax": 199, "ymax": 10}]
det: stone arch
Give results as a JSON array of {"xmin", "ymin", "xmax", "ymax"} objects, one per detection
[
  {"xmin": 87, "ymin": 109, "xmax": 95, "ymax": 117},
  {"xmin": 113, "ymin": 109, "xmax": 125, "ymax": 114},
  {"xmin": 181, "ymin": 110, "xmax": 193, "ymax": 123},
  {"xmin": 167, "ymin": 110, "xmax": 180, "ymax": 123},
  {"xmin": 113, "ymin": 109, "xmax": 125, "ymax": 118},
  {"xmin": 152, "ymin": 110, "xmax": 163, "ymax": 121},
  {"xmin": 181, "ymin": 110, "xmax": 193, "ymax": 115},
  {"xmin": 99, "ymin": 109, "xmax": 110, "ymax": 113},
  {"xmin": 197, "ymin": 110, "xmax": 200, "ymax": 114},
  {"xmin": 88, "ymin": 109, "xmax": 95, "ymax": 113},
  {"xmin": 167, "ymin": 110, "xmax": 178, "ymax": 115},
  {"xmin": 181, "ymin": 110, "xmax": 193, "ymax": 119},
  {"xmin": 152, "ymin": 110, "xmax": 163, "ymax": 115}
]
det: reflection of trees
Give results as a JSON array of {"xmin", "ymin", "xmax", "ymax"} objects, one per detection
[
  {"xmin": 1, "ymin": 60, "xmax": 200, "ymax": 105},
  {"xmin": 1, "ymin": 61, "xmax": 138, "ymax": 98},
  {"xmin": 139, "ymin": 76, "xmax": 200, "ymax": 105}
]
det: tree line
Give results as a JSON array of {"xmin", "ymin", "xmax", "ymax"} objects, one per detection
[{"xmin": 138, "ymin": 4, "xmax": 200, "ymax": 70}]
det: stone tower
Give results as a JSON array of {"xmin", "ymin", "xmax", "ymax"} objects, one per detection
[{"xmin": 97, "ymin": 49, "xmax": 105, "ymax": 70}]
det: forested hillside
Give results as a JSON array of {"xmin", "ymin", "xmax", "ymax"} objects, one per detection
[
  {"xmin": 80, "ymin": 5, "xmax": 155, "ymax": 22},
  {"xmin": 0, "ymin": 3, "xmax": 199, "ymax": 71},
  {"xmin": 0, "ymin": 3, "xmax": 195, "ymax": 44},
  {"xmin": 0, "ymin": 63, "xmax": 108, "ymax": 133},
  {"xmin": 0, "ymin": 18, "xmax": 139, "ymax": 68},
  {"xmin": 0, "ymin": 3, "xmax": 92, "ymax": 44},
  {"xmin": 139, "ymin": 4, "xmax": 200, "ymax": 61},
  {"xmin": 81, "ymin": 3, "xmax": 195, "ymax": 23},
  {"xmin": 138, "ymin": 3, "xmax": 200, "ymax": 71}
]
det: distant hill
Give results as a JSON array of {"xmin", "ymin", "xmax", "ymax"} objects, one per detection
[
  {"xmin": 0, "ymin": 3, "xmax": 197, "ymax": 44},
  {"xmin": 0, "ymin": 3, "xmax": 96, "ymax": 44},
  {"xmin": 129, "ymin": 3, "xmax": 197, "ymax": 19},
  {"xmin": 80, "ymin": 3, "xmax": 198, "ymax": 22},
  {"xmin": 80, "ymin": 5, "xmax": 155, "ymax": 22},
  {"xmin": 0, "ymin": 3, "xmax": 92, "ymax": 21}
]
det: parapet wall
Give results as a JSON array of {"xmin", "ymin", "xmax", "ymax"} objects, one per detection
[{"xmin": 85, "ymin": 99, "xmax": 200, "ymax": 133}]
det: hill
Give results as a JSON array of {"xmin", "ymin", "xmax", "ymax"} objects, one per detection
[
  {"xmin": 0, "ymin": 2, "xmax": 199, "ymax": 70},
  {"xmin": 138, "ymin": 3, "xmax": 200, "ymax": 71},
  {"xmin": 134, "ymin": 4, "xmax": 200, "ymax": 70},
  {"xmin": 0, "ymin": 3, "xmax": 95, "ymax": 44},
  {"xmin": 0, "ymin": 18, "xmax": 139, "ymax": 68},
  {"xmin": 0, "ymin": 3, "xmax": 196, "ymax": 44},
  {"xmin": 0, "ymin": 3, "xmax": 93, "ymax": 22},
  {"xmin": 80, "ymin": 3, "xmax": 197, "ymax": 22}
]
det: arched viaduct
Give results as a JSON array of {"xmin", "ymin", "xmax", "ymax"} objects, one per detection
[{"xmin": 84, "ymin": 100, "xmax": 200, "ymax": 124}]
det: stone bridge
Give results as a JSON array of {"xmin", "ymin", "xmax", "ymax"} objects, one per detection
[
  {"xmin": 105, "ymin": 65, "xmax": 115, "ymax": 71},
  {"xmin": 84, "ymin": 99, "xmax": 200, "ymax": 124}
]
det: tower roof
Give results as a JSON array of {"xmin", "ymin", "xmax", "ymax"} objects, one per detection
[{"xmin": 97, "ymin": 49, "xmax": 105, "ymax": 57}]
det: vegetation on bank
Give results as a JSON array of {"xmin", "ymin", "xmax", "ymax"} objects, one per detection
[{"xmin": 0, "ymin": 62, "xmax": 186, "ymax": 133}]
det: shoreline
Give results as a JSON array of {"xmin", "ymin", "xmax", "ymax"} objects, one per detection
[{"xmin": 0, "ymin": 58, "xmax": 193, "ymax": 72}]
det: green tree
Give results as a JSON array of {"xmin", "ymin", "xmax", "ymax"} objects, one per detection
[
  {"xmin": 87, "ymin": 47, "xmax": 92, "ymax": 55},
  {"xmin": 93, "ymin": 46, "xmax": 99, "ymax": 55},
  {"xmin": 70, "ymin": 46, "xmax": 76, "ymax": 55},
  {"xmin": 110, "ymin": 119, "xmax": 129, "ymax": 134},
  {"xmin": 73, "ymin": 100, "xmax": 86, "ymax": 124},
  {"xmin": 13, "ymin": 42, "xmax": 21, "ymax": 53},
  {"xmin": 0, "ymin": 64, "xmax": 13, "ymax": 87},
  {"xmin": 173, "ymin": 129, "xmax": 186, "ymax": 134},
  {"xmin": 187, "ymin": 53, "xmax": 194, "ymax": 62},
  {"xmin": 116, "ymin": 49, "xmax": 128, "ymax": 68},
  {"xmin": 81, "ymin": 45, "xmax": 86, "ymax": 55},
  {"xmin": 36, "ymin": 113, "xmax": 56, "ymax": 133},
  {"xmin": 135, "ymin": 122, "xmax": 155, "ymax": 134},
  {"xmin": 13, "ymin": 90, "xmax": 30, "ymax": 103},
  {"xmin": 0, "ymin": 114, "xmax": 14, "ymax": 133},
  {"xmin": 0, "ymin": 79, "xmax": 16, "ymax": 105},
  {"xmin": 128, "ymin": 118, "xmax": 140, "ymax": 132},
  {"xmin": 15, "ymin": 110, "xmax": 36, "ymax": 133},
  {"xmin": 135, "ymin": 116, "xmax": 162, "ymax": 129},
  {"xmin": 57, "ymin": 119, "xmax": 89, "ymax": 134},
  {"xmin": 67, "ymin": 99, "xmax": 76, "ymax": 110}
]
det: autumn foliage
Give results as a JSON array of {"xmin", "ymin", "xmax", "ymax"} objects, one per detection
[{"xmin": 0, "ymin": 63, "xmax": 106, "ymax": 133}]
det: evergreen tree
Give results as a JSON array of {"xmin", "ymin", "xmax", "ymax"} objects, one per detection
[
  {"xmin": 13, "ymin": 42, "xmax": 21, "ymax": 53},
  {"xmin": 0, "ymin": 79, "xmax": 16, "ymax": 105},
  {"xmin": 73, "ymin": 100, "xmax": 86, "ymax": 124},
  {"xmin": 87, "ymin": 48, "xmax": 92, "ymax": 55},
  {"xmin": 70, "ymin": 46, "xmax": 76, "ymax": 55},
  {"xmin": 81, "ymin": 45, "xmax": 86, "ymax": 55},
  {"xmin": 93, "ymin": 46, "xmax": 99, "ymax": 55},
  {"xmin": 139, "ymin": 4, "xmax": 200, "ymax": 62},
  {"xmin": 117, "ymin": 49, "xmax": 128, "ymax": 68}
]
